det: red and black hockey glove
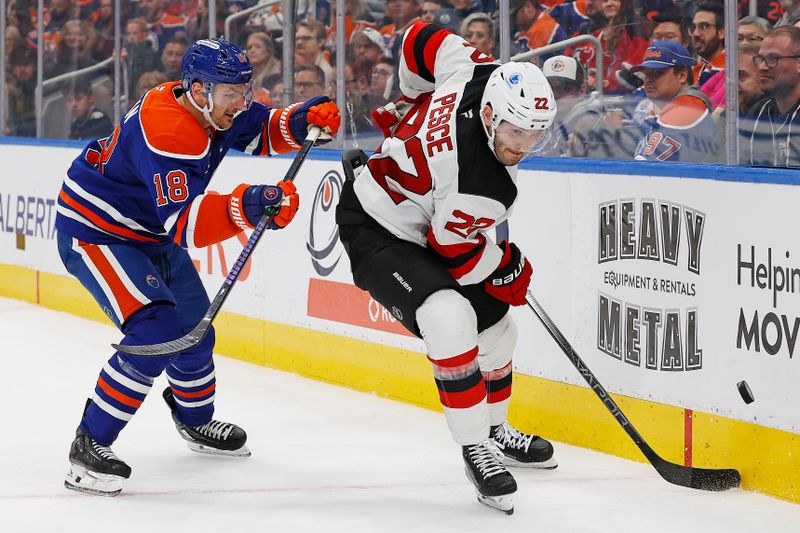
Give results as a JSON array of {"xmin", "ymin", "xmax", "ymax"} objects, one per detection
[
  {"xmin": 483, "ymin": 241, "xmax": 532, "ymax": 306},
  {"xmin": 370, "ymin": 96, "xmax": 425, "ymax": 137},
  {"xmin": 229, "ymin": 181, "xmax": 299, "ymax": 230}
]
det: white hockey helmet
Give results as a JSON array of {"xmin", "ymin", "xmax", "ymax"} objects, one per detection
[{"xmin": 480, "ymin": 62, "xmax": 557, "ymax": 158}]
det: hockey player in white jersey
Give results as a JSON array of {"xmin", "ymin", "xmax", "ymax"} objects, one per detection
[{"xmin": 336, "ymin": 21, "xmax": 557, "ymax": 514}]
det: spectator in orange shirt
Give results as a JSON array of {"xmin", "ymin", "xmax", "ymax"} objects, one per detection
[
  {"xmin": 690, "ymin": 2, "xmax": 726, "ymax": 88},
  {"xmin": 511, "ymin": 0, "xmax": 568, "ymax": 59},
  {"xmin": 380, "ymin": 0, "xmax": 421, "ymax": 59},
  {"xmin": 380, "ymin": 0, "xmax": 421, "ymax": 37}
]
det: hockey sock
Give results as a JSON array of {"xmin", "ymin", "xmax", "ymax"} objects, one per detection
[
  {"xmin": 429, "ymin": 346, "xmax": 490, "ymax": 444},
  {"xmin": 484, "ymin": 361, "xmax": 512, "ymax": 426},
  {"xmin": 166, "ymin": 360, "xmax": 216, "ymax": 427},
  {"xmin": 81, "ymin": 354, "xmax": 154, "ymax": 446}
]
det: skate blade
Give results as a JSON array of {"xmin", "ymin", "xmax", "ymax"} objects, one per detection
[
  {"xmin": 187, "ymin": 441, "xmax": 252, "ymax": 457},
  {"xmin": 64, "ymin": 465, "xmax": 123, "ymax": 497},
  {"xmin": 503, "ymin": 456, "xmax": 558, "ymax": 469},
  {"xmin": 475, "ymin": 491, "xmax": 514, "ymax": 515}
]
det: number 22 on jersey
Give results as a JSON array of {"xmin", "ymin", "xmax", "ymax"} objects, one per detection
[{"xmin": 368, "ymin": 99, "xmax": 434, "ymax": 205}]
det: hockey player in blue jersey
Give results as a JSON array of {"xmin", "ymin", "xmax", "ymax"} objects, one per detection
[{"xmin": 55, "ymin": 37, "xmax": 340, "ymax": 496}]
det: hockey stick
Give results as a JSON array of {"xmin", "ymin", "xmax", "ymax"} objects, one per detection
[
  {"xmin": 525, "ymin": 290, "xmax": 740, "ymax": 491},
  {"xmin": 112, "ymin": 127, "xmax": 323, "ymax": 357}
]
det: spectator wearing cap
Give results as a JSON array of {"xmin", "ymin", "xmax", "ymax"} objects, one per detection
[
  {"xmin": 351, "ymin": 28, "xmax": 387, "ymax": 64},
  {"xmin": 745, "ymin": 26, "xmax": 800, "ymax": 166},
  {"xmin": 632, "ymin": 40, "xmax": 716, "ymax": 162},
  {"xmin": 461, "ymin": 13, "xmax": 495, "ymax": 58},
  {"xmin": 690, "ymin": 2, "xmax": 725, "ymax": 88},
  {"xmin": 63, "ymin": 76, "xmax": 114, "ymax": 141},
  {"xmin": 540, "ymin": 55, "xmax": 599, "ymax": 156},
  {"xmin": 511, "ymin": 0, "xmax": 568, "ymax": 60}
]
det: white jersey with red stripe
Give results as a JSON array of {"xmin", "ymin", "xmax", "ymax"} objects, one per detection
[
  {"xmin": 55, "ymin": 81, "xmax": 302, "ymax": 249},
  {"xmin": 353, "ymin": 21, "xmax": 516, "ymax": 285}
]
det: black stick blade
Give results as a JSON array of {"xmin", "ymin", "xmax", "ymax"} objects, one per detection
[
  {"xmin": 654, "ymin": 457, "xmax": 741, "ymax": 491},
  {"xmin": 112, "ymin": 324, "xmax": 208, "ymax": 356}
]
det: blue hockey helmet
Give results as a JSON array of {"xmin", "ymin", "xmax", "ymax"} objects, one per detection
[{"xmin": 181, "ymin": 37, "xmax": 253, "ymax": 91}]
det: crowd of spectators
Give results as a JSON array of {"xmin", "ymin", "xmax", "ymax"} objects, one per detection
[{"xmin": 4, "ymin": 0, "xmax": 800, "ymax": 167}]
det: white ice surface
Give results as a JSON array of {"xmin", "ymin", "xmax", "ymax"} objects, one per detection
[{"xmin": 1, "ymin": 297, "xmax": 798, "ymax": 533}]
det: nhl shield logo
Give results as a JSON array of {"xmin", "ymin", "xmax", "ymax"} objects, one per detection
[{"xmin": 146, "ymin": 274, "xmax": 160, "ymax": 288}]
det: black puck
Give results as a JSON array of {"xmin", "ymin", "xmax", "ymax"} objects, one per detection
[{"xmin": 737, "ymin": 380, "xmax": 755, "ymax": 404}]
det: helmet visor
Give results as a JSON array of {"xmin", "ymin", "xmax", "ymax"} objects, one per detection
[
  {"xmin": 210, "ymin": 81, "xmax": 254, "ymax": 112},
  {"xmin": 494, "ymin": 120, "xmax": 551, "ymax": 156}
]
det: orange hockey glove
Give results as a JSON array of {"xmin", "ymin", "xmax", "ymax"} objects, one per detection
[{"xmin": 229, "ymin": 181, "xmax": 299, "ymax": 230}]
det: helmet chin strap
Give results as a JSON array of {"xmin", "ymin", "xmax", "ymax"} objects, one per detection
[{"xmin": 186, "ymin": 86, "xmax": 228, "ymax": 131}]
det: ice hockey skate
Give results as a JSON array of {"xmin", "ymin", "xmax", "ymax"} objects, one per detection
[
  {"xmin": 162, "ymin": 388, "xmax": 251, "ymax": 457},
  {"xmin": 463, "ymin": 440, "xmax": 518, "ymax": 514},
  {"xmin": 64, "ymin": 427, "xmax": 132, "ymax": 497},
  {"xmin": 491, "ymin": 421, "xmax": 558, "ymax": 469}
]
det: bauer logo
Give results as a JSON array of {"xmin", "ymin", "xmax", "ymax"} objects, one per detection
[
  {"xmin": 306, "ymin": 170, "xmax": 345, "ymax": 276},
  {"xmin": 596, "ymin": 198, "xmax": 706, "ymax": 372}
]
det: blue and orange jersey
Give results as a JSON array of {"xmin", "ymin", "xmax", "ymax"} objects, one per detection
[
  {"xmin": 56, "ymin": 81, "xmax": 302, "ymax": 249},
  {"xmin": 546, "ymin": 0, "xmax": 590, "ymax": 36},
  {"xmin": 635, "ymin": 91, "xmax": 716, "ymax": 163},
  {"xmin": 514, "ymin": 11, "xmax": 568, "ymax": 59}
]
